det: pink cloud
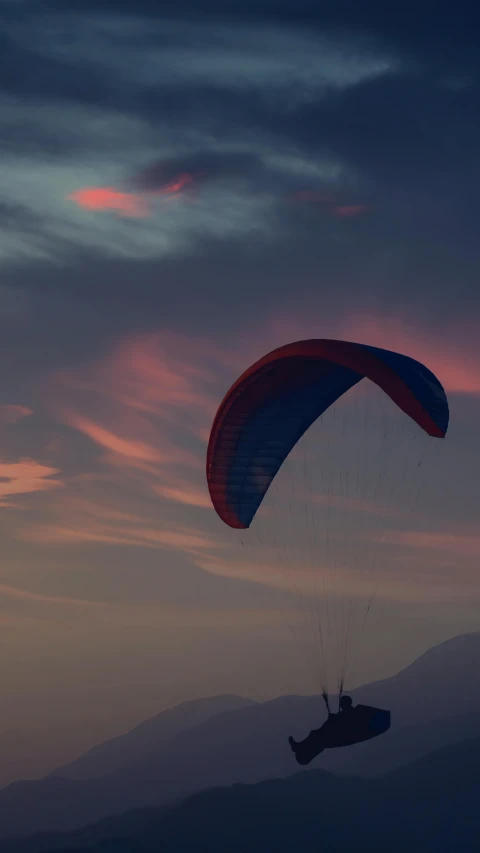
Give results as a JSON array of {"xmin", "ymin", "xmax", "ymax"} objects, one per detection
[
  {"xmin": 0, "ymin": 405, "xmax": 33, "ymax": 425},
  {"xmin": 36, "ymin": 314, "xmax": 478, "ymax": 580},
  {"xmin": 62, "ymin": 413, "xmax": 168, "ymax": 464},
  {"xmin": 152, "ymin": 172, "xmax": 195, "ymax": 197},
  {"xmin": 0, "ymin": 583, "xmax": 111, "ymax": 609},
  {"xmin": 153, "ymin": 482, "xmax": 212, "ymax": 509},
  {"xmin": 23, "ymin": 515, "xmax": 218, "ymax": 554},
  {"xmin": 252, "ymin": 311, "xmax": 480, "ymax": 399},
  {"xmin": 67, "ymin": 187, "xmax": 151, "ymax": 218},
  {"xmin": 340, "ymin": 315, "xmax": 480, "ymax": 394},
  {"xmin": 0, "ymin": 460, "xmax": 62, "ymax": 504},
  {"xmin": 33, "ymin": 331, "xmax": 238, "ymax": 562},
  {"xmin": 381, "ymin": 530, "xmax": 480, "ymax": 559},
  {"xmin": 67, "ymin": 173, "xmax": 196, "ymax": 219},
  {"xmin": 47, "ymin": 332, "xmax": 243, "ymax": 500}
]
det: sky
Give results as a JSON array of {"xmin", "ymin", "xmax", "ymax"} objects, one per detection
[{"xmin": 1, "ymin": 0, "xmax": 480, "ymax": 767}]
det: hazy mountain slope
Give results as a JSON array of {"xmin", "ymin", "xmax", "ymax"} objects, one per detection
[
  {"xmin": 140, "ymin": 737, "xmax": 480, "ymax": 852},
  {"xmin": 350, "ymin": 631, "xmax": 480, "ymax": 726},
  {"xmin": 1, "ymin": 632, "xmax": 479, "ymax": 839},
  {"xmin": 55, "ymin": 695, "xmax": 255, "ymax": 781},
  {"xmin": 5, "ymin": 736, "xmax": 480, "ymax": 853},
  {"xmin": 0, "ymin": 806, "xmax": 162, "ymax": 853},
  {"xmin": 335, "ymin": 708, "xmax": 480, "ymax": 776}
]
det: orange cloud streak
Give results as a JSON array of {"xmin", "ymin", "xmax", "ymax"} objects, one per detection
[
  {"xmin": 67, "ymin": 187, "xmax": 150, "ymax": 218},
  {"xmin": 153, "ymin": 483, "xmax": 212, "ymax": 508},
  {"xmin": 0, "ymin": 460, "xmax": 62, "ymax": 503},
  {"xmin": 62, "ymin": 413, "xmax": 168, "ymax": 463}
]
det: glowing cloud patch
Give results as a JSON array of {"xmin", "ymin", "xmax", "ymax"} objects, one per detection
[
  {"xmin": 67, "ymin": 187, "xmax": 150, "ymax": 218},
  {"xmin": 0, "ymin": 459, "xmax": 62, "ymax": 503},
  {"xmin": 154, "ymin": 172, "xmax": 195, "ymax": 196}
]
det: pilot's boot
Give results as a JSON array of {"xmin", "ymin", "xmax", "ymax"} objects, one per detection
[{"xmin": 288, "ymin": 736, "xmax": 297, "ymax": 752}]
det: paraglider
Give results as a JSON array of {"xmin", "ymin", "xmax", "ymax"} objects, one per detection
[
  {"xmin": 288, "ymin": 697, "xmax": 391, "ymax": 765},
  {"xmin": 206, "ymin": 339, "xmax": 448, "ymax": 763}
]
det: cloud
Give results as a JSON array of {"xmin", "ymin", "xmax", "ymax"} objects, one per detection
[
  {"xmin": 381, "ymin": 530, "xmax": 480, "ymax": 559},
  {"xmin": 340, "ymin": 314, "xmax": 480, "ymax": 394},
  {"xmin": 333, "ymin": 204, "xmax": 370, "ymax": 218},
  {"xmin": 0, "ymin": 583, "xmax": 111, "ymax": 609},
  {"xmin": 40, "ymin": 1, "xmax": 480, "ymax": 77},
  {"xmin": 0, "ymin": 578, "xmax": 295, "ymax": 630},
  {"xmin": 0, "ymin": 405, "xmax": 32, "ymax": 424},
  {"xmin": 67, "ymin": 187, "xmax": 150, "ymax": 218},
  {"xmin": 67, "ymin": 173, "xmax": 197, "ymax": 219},
  {"xmin": 0, "ymin": 9, "xmax": 398, "ymax": 265},
  {"xmin": 195, "ymin": 547, "xmax": 477, "ymax": 605},
  {"xmin": 0, "ymin": 460, "xmax": 62, "ymax": 504},
  {"xmin": 22, "ymin": 519, "xmax": 218, "ymax": 552},
  {"xmin": 61, "ymin": 413, "xmax": 169, "ymax": 463},
  {"xmin": 22, "ymin": 332, "xmax": 234, "ymax": 559},
  {"xmin": 152, "ymin": 482, "xmax": 212, "ymax": 508}
]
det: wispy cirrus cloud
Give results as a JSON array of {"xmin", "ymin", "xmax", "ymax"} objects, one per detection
[
  {"xmin": 48, "ymin": 332, "xmax": 224, "ymax": 488},
  {"xmin": 0, "ymin": 582, "xmax": 112, "ymax": 609},
  {"xmin": 340, "ymin": 314, "xmax": 480, "ymax": 394},
  {"xmin": 22, "ymin": 518, "xmax": 218, "ymax": 553},
  {"xmin": 22, "ymin": 333, "xmax": 233, "ymax": 555},
  {"xmin": 0, "ymin": 460, "xmax": 62, "ymax": 505},
  {"xmin": 0, "ymin": 579, "xmax": 294, "ymax": 630},
  {"xmin": 381, "ymin": 530, "xmax": 480, "ymax": 559},
  {"xmin": 195, "ymin": 547, "xmax": 479, "ymax": 604},
  {"xmin": 262, "ymin": 311, "xmax": 480, "ymax": 397},
  {"xmin": 0, "ymin": 405, "xmax": 33, "ymax": 424},
  {"xmin": 60, "ymin": 413, "xmax": 169, "ymax": 464}
]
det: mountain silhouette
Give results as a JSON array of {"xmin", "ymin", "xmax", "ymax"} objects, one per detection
[
  {"xmin": 8, "ymin": 736, "xmax": 480, "ymax": 853},
  {"xmin": 333, "ymin": 708, "xmax": 480, "ymax": 777},
  {"xmin": 350, "ymin": 631, "xmax": 480, "ymax": 725},
  {"xmin": 54, "ymin": 695, "xmax": 254, "ymax": 781},
  {"xmin": 143, "ymin": 736, "xmax": 480, "ymax": 853},
  {"xmin": 0, "ymin": 632, "xmax": 479, "ymax": 839}
]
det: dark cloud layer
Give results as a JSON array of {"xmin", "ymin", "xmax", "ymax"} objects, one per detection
[{"xmin": 43, "ymin": 0, "xmax": 480, "ymax": 71}]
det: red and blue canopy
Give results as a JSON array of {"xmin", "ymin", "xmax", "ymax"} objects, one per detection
[{"xmin": 207, "ymin": 339, "xmax": 449, "ymax": 529}]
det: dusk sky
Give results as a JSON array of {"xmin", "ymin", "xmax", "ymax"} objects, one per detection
[{"xmin": 1, "ymin": 0, "xmax": 480, "ymax": 757}]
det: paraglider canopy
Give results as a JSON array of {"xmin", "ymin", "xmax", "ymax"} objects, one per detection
[
  {"xmin": 207, "ymin": 339, "xmax": 448, "ymax": 530},
  {"xmin": 206, "ymin": 338, "xmax": 449, "ymax": 699}
]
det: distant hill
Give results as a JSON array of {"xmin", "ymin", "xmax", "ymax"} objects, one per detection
[
  {"xmin": 350, "ymin": 631, "xmax": 480, "ymax": 725},
  {"xmin": 142, "ymin": 736, "xmax": 480, "ymax": 853},
  {"xmin": 331, "ymin": 708, "xmax": 480, "ymax": 777},
  {"xmin": 8, "ymin": 736, "xmax": 480, "ymax": 853},
  {"xmin": 0, "ymin": 632, "xmax": 479, "ymax": 839},
  {"xmin": 55, "ymin": 695, "xmax": 255, "ymax": 781},
  {"xmin": 0, "ymin": 805, "xmax": 162, "ymax": 853}
]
